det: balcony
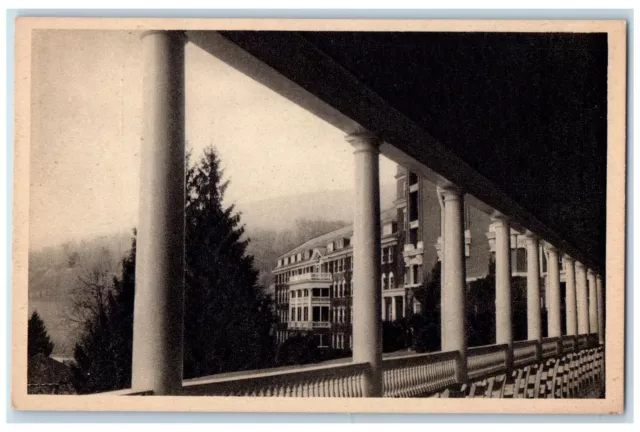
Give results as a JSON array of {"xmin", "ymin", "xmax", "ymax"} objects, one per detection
[
  {"xmin": 403, "ymin": 241, "xmax": 424, "ymax": 254},
  {"xmin": 165, "ymin": 334, "xmax": 602, "ymax": 398},
  {"xmin": 289, "ymin": 273, "xmax": 333, "ymax": 284},
  {"xmin": 312, "ymin": 321, "xmax": 331, "ymax": 329},
  {"xmin": 288, "ymin": 321, "xmax": 312, "ymax": 330}
]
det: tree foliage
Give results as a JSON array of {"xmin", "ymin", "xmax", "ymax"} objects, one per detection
[
  {"xmin": 70, "ymin": 146, "xmax": 279, "ymax": 392},
  {"xmin": 71, "ymin": 232, "xmax": 135, "ymax": 394},
  {"xmin": 183, "ymin": 147, "xmax": 276, "ymax": 379},
  {"xmin": 409, "ymin": 261, "xmax": 441, "ymax": 352},
  {"xmin": 28, "ymin": 311, "xmax": 54, "ymax": 358}
]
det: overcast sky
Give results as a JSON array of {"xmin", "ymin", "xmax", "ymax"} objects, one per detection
[{"xmin": 29, "ymin": 30, "xmax": 397, "ymax": 250}]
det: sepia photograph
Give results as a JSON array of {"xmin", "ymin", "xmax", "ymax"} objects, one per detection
[{"xmin": 11, "ymin": 17, "xmax": 626, "ymax": 414}]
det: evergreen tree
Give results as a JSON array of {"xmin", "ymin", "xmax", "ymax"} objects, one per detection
[
  {"xmin": 28, "ymin": 311, "xmax": 54, "ymax": 358},
  {"xmin": 410, "ymin": 261, "xmax": 441, "ymax": 352},
  {"xmin": 70, "ymin": 146, "xmax": 276, "ymax": 391},
  {"xmin": 71, "ymin": 232, "xmax": 136, "ymax": 394},
  {"xmin": 183, "ymin": 146, "xmax": 276, "ymax": 379}
]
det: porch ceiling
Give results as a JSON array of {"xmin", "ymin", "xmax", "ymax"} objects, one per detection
[{"xmin": 200, "ymin": 30, "xmax": 608, "ymax": 272}]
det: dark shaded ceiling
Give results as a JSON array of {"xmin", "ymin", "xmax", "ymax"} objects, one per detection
[{"xmin": 219, "ymin": 31, "xmax": 608, "ymax": 270}]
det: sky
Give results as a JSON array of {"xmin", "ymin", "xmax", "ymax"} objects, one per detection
[{"xmin": 30, "ymin": 30, "xmax": 397, "ymax": 250}]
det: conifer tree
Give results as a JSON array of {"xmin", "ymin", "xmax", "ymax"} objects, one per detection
[
  {"xmin": 183, "ymin": 146, "xmax": 276, "ymax": 378},
  {"xmin": 28, "ymin": 311, "xmax": 54, "ymax": 358}
]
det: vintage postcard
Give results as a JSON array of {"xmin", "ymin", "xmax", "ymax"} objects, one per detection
[{"xmin": 11, "ymin": 17, "xmax": 626, "ymax": 414}]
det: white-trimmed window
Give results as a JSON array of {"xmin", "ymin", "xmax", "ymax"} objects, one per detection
[{"xmin": 389, "ymin": 272, "xmax": 394, "ymax": 289}]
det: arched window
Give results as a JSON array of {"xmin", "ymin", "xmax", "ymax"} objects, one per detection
[
  {"xmin": 381, "ymin": 273, "xmax": 387, "ymax": 290},
  {"xmin": 389, "ymin": 272, "xmax": 394, "ymax": 289}
]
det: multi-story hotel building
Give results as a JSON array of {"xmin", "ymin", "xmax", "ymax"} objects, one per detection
[{"xmin": 272, "ymin": 165, "xmax": 567, "ymax": 349}]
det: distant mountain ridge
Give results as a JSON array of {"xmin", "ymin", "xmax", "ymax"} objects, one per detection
[
  {"xmin": 234, "ymin": 183, "xmax": 396, "ymax": 232},
  {"xmin": 28, "ymin": 186, "xmax": 397, "ymax": 357}
]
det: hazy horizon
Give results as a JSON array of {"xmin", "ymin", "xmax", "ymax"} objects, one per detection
[{"xmin": 30, "ymin": 30, "xmax": 398, "ymax": 250}]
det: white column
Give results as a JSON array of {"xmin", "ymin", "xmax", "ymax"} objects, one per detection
[
  {"xmin": 524, "ymin": 231, "xmax": 541, "ymax": 342},
  {"xmin": 132, "ymin": 31, "xmax": 186, "ymax": 395},
  {"xmin": 493, "ymin": 215, "xmax": 512, "ymax": 350},
  {"xmin": 596, "ymin": 274, "xmax": 605, "ymax": 344},
  {"xmin": 391, "ymin": 296, "xmax": 397, "ymax": 322},
  {"xmin": 576, "ymin": 262, "xmax": 589, "ymax": 334},
  {"xmin": 347, "ymin": 131, "xmax": 382, "ymax": 397},
  {"xmin": 564, "ymin": 255, "xmax": 578, "ymax": 336},
  {"xmin": 546, "ymin": 244, "xmax": 561, "ymax": 338},
  {"xmin": 439, "ymin": 186, "xmax": 467, "ymax": 381},
  {"xmin": 587, "ymin": 269, "xmax": 598, "ymax": 335}
]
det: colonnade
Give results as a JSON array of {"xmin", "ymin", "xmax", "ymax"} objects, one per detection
[
  {"xmin": 130, "ymin": 31, "xmax": 605, "ymax": 396},
  {"xmin": 347, "ymin": 133, "xmax": 605, "ymax": 396}
]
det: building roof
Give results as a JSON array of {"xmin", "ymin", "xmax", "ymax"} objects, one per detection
[{"xmin": 279, "ymin": 207, "xmax": 397, "ymax": 259}]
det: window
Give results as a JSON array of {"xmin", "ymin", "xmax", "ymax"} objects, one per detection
[
  {"xmin": 381, "ymin": 273, "xmax": 387, "ymax": 290},
  {"xmin": 304, "ymin": 289, "xmax": 309, "ymax": 297},
  {"xmin": 388, "ymin": 247, "xmax": 393, "ymax": 262},
  {"xmin": 297, "ymin": 308, "xmax": 301, "ymax": 321},
  {"xmin": 389, "ymin": 272, "xmax": 394, "ymax": 289},
  {"xmin": 318, "ymin": 334, "xmax": 327, "ymax": 348},
  {"xmin": 312, "ymin": 288, "xmax": 320, "ymax": 297},
  {"xmin": 322, "ymin": 288, "xmax": 329, "ymax": 297},
  {"xmin": 291, "ymin": 291, "xmax": 295, "ymax": 298},
  {"xmin": 516, "ymin": 248, "xmax": 527, "ymax": 273},
  {"xmin": 303, "ymin": 307, "xmax": 308, "ymax": 321},
  {"xmin": 381, "ymin": 247, "xmax": 387, "ymax": 263},
  {"xmin": 409, "ymin": 172, "xmax": 418, "ymax": 185},
  {"xmin": 410, "ymin": 227, "xmax": 419, "ymax": 246},
  {"xmin": 409, "ymin": 191, "xmax": 419, "ymax": 221}
]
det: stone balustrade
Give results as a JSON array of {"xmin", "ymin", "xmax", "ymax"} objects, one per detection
[
  {"xmin": 382, "ymin": 350, "xmax": 458, "ymax": 397},
  {"xmin": 513, "ymin": 340, "xmax": 539, "ymax": 368},
  {"xmin": 104, "ymin": 335, "xmax": 602, "ymax": 398},
  {"xmin": 467, "ymin": 344, "xmax": 509, "ymax": 381},
  {"xmin": 180, "ymin": 360, "xmax": 369, "ymax": 397}
]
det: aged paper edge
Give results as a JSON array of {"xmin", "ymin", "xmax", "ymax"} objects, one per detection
[{"xmin": 11, "ymin": 17, "xmax": 627, "ymax": 414}]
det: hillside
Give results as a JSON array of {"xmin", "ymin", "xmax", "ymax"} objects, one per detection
[
  {"xmin": 27, "ymin": 185, "xmax": 398, "ymax": 357},
  {"xmin": 234, "ymin": 183, "xmax": 396, "ymax": 232},
  {"xmin": 28, "ymin": 231, "xmax": 135, "ymax": 356}
]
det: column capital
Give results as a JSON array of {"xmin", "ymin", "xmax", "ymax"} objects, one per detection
[
  {"xmin": 524, "ymin": 230, "xmax": 539, "ymax": 245},
  {"xmin": 563, "ymin": 254, "xmax": 575, "ymax": 264},
  {"xmin": 437, "ymin": 185, "xmax": 464, "ymax": 202},
  {"xmin": 490, "ymin": 212, "xmax": 510, "ymax": 227},
  {"xmin": 596, "ymin": 273, "xmax": 603, "ymax": 282},
  {"xmin": 587, "ymin": 268, "xmax": 596, "ymax": 277},
  {"xmin": 543, "ymin": 242, "xmax": 558, "ymax": 253},
  {"xmin": 346, "ymin": 131, "xmax": 381, "ymax": 153},
  {"xmin": 141, "ymin": 30, "xmax": 188, "ymax": 44},
  {"xmin": 575, "ymin": 261, "xmax": 586, "ymax": 271}
]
